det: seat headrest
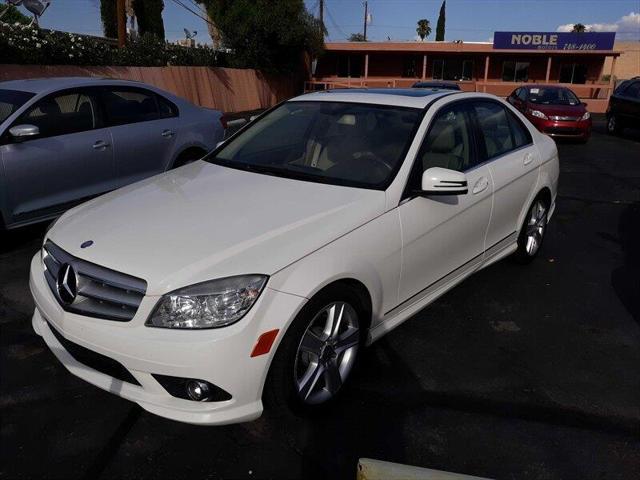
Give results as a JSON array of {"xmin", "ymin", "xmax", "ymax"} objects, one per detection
[
  {"xmin": 430, "ymin": 124, "xmax": 455, "ymax": 153},
  {"xmin": 337, "ymin": 114, "xmax": 356, "ymax": 126}
]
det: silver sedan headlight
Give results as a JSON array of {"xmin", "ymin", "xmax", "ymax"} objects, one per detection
[{"xmin": 146, "ymin": 275, "xmax": 268, "ymax": 329}]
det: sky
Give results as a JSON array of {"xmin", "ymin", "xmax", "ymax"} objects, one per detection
[{"xmin": 25, "ymin": 0, "xmax": 640, "ymax": 44}]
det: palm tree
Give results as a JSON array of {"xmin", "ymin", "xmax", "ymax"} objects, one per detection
[
  {"xmin": 571, "ymin": 23, "xmax": 587, "ymax": 33},
  {"xmin": 416, "ymin": 19, "xmax": 431, "ymax": 41}
]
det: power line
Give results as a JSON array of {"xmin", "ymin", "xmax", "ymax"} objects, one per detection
[{"xmin": 167, "ymin": 0, "xmax": 215, "ymax": 28}]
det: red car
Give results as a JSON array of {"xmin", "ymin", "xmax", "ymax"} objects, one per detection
[{"xmin": 507, "ymin": 85, "xmax": 591, "ymax": 142}]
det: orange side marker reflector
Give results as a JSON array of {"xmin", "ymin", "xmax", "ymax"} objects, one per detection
[{"xmin": 250, "ymin": 329, "xmax": 280, "ymax": 358}]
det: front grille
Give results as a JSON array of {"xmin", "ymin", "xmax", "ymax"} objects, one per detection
[
  {"xmin": 43, "ymin": 241, "xmax": 147, "ymax": 322},
  {"xmin": 549, "ymin": 115, "xmax": 580, "ymax": 122},
  {"xmin": 47, "ymin": 320, "xmax": 141, "ymax": 386},
  {"xmin": 545, "ymin": 127, "xmax": 583, "ymax": 136}
]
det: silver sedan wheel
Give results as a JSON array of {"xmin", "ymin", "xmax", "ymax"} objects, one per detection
[
  {"xmin": 525, "ymin": 200, "xmax": 547, "ymax": 256},
  {"xmin": 294, "ymin": 302, "xmax": 360, "ymax": 405}
]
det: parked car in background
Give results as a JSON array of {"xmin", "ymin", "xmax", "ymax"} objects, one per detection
[
  {"xmin": 30, "ymin": 89, "xmax": 559, "ymax": 425},
  {"xmin": 0, "ymin": 77, "xmax": 225, "ymax": 229},
  {"xmin": 606, "ymin": 77, "xmax": 640, "ymax": 135},
  {"xmin": 412, "ymin": 81, "xmax": 461, "ymax": 91},
  {"xmin": 507, "ymin": 85, "xmax": 591, "ymax": 142}
]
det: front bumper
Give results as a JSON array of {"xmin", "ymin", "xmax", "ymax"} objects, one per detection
[
  {"xmin": 530, "ymin": 117, "xmax": 592, "ymax": 139},
  {"xmin": 29, "ymin": 253, "xmax": 306, "ymax": 425}
]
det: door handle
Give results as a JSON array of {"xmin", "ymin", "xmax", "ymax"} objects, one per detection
[
  {"xmin": 161, "ymin": 129, "xmax": 175, "ymax": 138},
  {"xmin": 472, "ymin": 176, "xmax": 489, "ymax": 195},
  {"xmin": 92, "ymin": 140, "xmax": 109, "ymax": 150},
  {"xmin": 524, "ymin": 152, "xmax": 534, "ymax": 165}
]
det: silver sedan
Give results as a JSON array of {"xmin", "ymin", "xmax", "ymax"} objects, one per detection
[{"xmin": 0, "ymin": 77, "xmax": 225, "ymax": 229}]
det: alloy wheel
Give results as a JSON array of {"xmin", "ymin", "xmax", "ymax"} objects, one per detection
[
  {"xmin": 608, "ymin": 116, "xmax": 616, "ymax": 133},
  {"xmin": 525, "ymin": 200, "xmax": 547, "ymax": 256},
  {"xmin": 294, "ymin": 302, "xmax": 360, "ymax": 405}
]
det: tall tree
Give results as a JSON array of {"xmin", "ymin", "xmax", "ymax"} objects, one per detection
[
  {"xmin": 0, "ymin": 4, "xmax": 31, "ymax": 25},
  {"xmin": 435, "ymin": 0, "xmax": 445, "ymax": 41},
  {"xmin": 571, "ymin": 23, "xmax": 586, "ymax": 33},
  {"xmin": 416, "ymin": 19, "xmax": 431, "ymax": 41},
  {"xmin": 133, "ymin": 0, "xmax": 165, "ymax": 40},
  {"xmin": 195, "ymin": 0, "xmax": 324, "ymax": 73},
  {"xmin": 100, "ymin": 0, "xmax": 118, "ymax": 38},
  {"xmin": 348, "ymin": 32, "xmax": 366, "ymax": 42}
]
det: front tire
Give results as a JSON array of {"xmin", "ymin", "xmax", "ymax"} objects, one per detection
[
  {"xmin": 515, "ymin": 197, "xmax": 548, "ymax": 264},
  {"xmin": 263, "ymin": 286, "xmax": 365, "ymax": 415},
  {"xmin": 607, "ymin": 114, "xmax": 623, "ymax": 135}
]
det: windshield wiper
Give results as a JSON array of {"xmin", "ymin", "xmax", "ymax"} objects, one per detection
[{"xmin": 207, "ymin": 157, "xmax": 330, "ymax": 183}]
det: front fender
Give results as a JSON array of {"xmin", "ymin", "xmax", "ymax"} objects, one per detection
[{"xmin": 268, "ymin": 209, "xmax": 402, "ymax": 328}]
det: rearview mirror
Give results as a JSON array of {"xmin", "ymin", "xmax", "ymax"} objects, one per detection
[
  {"xmin": 420, "ymin": 167, "xmax": 468, "ymax": 195},
  {"xmin": 9, "ymin": 124, "xmax": 39, "ymax": 142}
]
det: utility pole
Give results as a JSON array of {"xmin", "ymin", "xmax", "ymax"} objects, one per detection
[
  {"xmin": 363, "ymin": 1, "xmax": 368, "ymax": 41},
  {"xmin": 117, "ymin": 0, "xmax": 126, "ymax": 48},
  {"xmin": 319, "ymin": 0, "xmax": 324, "ymax": 37}
]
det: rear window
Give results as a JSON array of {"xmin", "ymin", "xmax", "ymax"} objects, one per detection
[
  {"xmin": 0, "ymin": 89, "xmax": 35, "ymax": 124},
  {"xmin": 528, "ymin": 87, "xmax": 580, "ymax": 106}
]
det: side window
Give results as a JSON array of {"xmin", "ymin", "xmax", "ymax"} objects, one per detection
[
  {"xmin": 506, "ymin": 109, "xmax": 532, "ymax": 148},
  {"xmin": 517, "ymin": 88, "xmax": 528, "ymax": 101},
  {"xmin": 157, "ymin": 95, "xmax": 178, "ymax": 118},
  {"xmin": 473, "ymin": 102, "xmax": 516, "ymax": 159},
  {"xmin": 623, "ymin": 81, "xmax": 640, "ymax": 99},
  {"xmin": 16, "ymin": 91, "xmax": 98, "ymax": 138},
  {"xmin": 417, "ymin": 104, "xmax": 473, "ymax": 173},
  {"xmin": 102, "ymin": 88, "xmax": 160, "ymax": 125}
]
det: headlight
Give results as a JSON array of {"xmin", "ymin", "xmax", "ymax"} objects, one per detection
[
  {"xmin": 146, "ymin": 275, "xmax": 268, "ymax": 329},
  {"xmin": 581, "ymin": 111, "xmax": 591, "ymax": 121},
  {"xmin": 529, "ymin": 109, "xmax": 548, "ymax": 120}
]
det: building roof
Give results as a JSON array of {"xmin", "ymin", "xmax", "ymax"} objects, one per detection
[{"xmin": 324, "ymin": 41, "xmax": 620, "ymax": 56}]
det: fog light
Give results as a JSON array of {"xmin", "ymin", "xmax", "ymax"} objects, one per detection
[{"xmin": 186, "ymin": 380, "xmax": 211, "ymax": 401}]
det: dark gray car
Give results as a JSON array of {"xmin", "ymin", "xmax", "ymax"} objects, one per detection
[{"xmin": 0, "ymin": 77, "xmax": 225, "ymax": 229}]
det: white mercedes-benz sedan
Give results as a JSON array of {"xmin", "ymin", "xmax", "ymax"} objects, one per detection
[{"xmin": 30, "ymin": 89, "xmax": 559, "ymax": 425}]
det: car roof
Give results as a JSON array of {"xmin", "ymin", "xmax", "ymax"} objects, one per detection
[
  {"xmin": 291, "ymin": 88, "xmax": 455, "ymax": 108},
  {"xmin": 0, "ymin": 77, "xmax": 150, "ymax": 94}
]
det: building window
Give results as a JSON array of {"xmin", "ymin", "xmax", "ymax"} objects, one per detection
[
  {"xmin": 403, "ymin": 56, "xmax": 420, "ymax": 78},
  {"xmin": 559, "ymin": 63, "xmax": 587, "ymax": 84},
  {"xmin": 337, "ymin": 55, "xmax": 362, "ymax": 78},
  {"xmin": 502, "ymin": 61, "xmax": 530, "ymax": 82},
  {"xmin": 432, "ymin": 59, "xmax": 474, "ymax": 81}
]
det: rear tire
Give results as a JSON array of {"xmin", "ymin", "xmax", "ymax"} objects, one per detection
[
  {"xmin": 263, "ymin": 285, "xmax": 366, "ymax": 416},
  {"xmin": 515, "ymin": 196, "xmax": 549, "ymax": 264}
]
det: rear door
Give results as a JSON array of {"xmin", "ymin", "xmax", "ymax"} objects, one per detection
[
  {"xmin": 100, "ymin": 87, "xmax": 181, "ymax": 187},
  {"xmin": 470, "ymin": 100, "xmax": 540, "ymax": 250},
  {"xmin": 0, "ymin": 88, "xmax": 114, "ymax": 225}
]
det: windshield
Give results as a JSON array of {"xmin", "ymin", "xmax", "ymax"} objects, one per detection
[
  {"xmin": 0, "ymin": 89, "xmax": 35, "ymax": 124},
  {"xmin": 528, "ymin": 87, "xmax": 580, "ymax": 106},
  {"xmin": 207, "ymin": 101, "xmax": 423, "ymax": 189}
]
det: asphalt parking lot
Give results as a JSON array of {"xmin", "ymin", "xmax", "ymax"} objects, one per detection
[{"xmin": 1, "ymin": 115, "xmax": 639, "ymax": 480}]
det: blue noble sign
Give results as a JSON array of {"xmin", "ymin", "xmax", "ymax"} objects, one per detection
[{"xmin": 493, "ymin": 31, "xmax": 616, "ymax": 51}]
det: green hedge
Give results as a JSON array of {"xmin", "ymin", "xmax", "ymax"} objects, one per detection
[{"xmin": 0, "ymin": 22, "xmax": 228, "ymax": 67}]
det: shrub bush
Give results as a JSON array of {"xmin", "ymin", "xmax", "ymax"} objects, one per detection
[{"xmin": 0, "ymin": 22, "xmax": 227, "ymax": 67}]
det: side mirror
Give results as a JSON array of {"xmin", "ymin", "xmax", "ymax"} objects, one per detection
[
  {"xmin": 249, "ymin": 115, "xmax": 258, "ymax": 122},
  {"xmin": 9, "ymin": 124, "xmax": 39, "ymax": 142},
  {"xmin": 420, "ymin": 167, "xmax": 468, "ymax": 195}
]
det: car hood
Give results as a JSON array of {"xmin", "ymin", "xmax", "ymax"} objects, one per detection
[
  {"xmin": 528, "ymin": 103, "xmax": 586, "ymax": 117},
  {"xmin": 48, "ymin": 162, "xmax": 386, "ymax": 295}
]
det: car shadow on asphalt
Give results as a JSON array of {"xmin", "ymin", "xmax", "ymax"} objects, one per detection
[{"xmin": 610, "ymin": 202, "xmax": 640, "ymax": 326}]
